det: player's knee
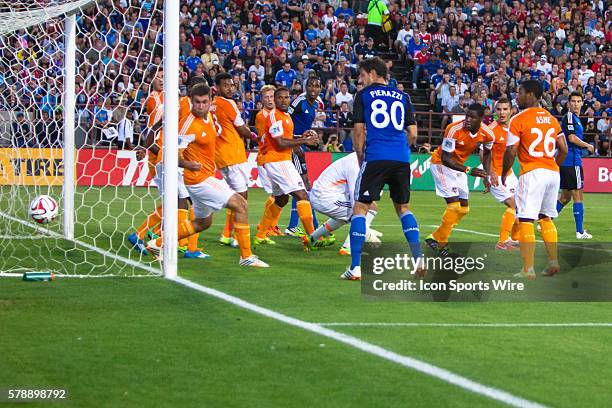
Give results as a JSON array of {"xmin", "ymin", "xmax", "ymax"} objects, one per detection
[
  {"xmin": 275, "ymin": 195, "xmax": 289, "ymax": 207},
  {"xmin": 228, "ymin": 194, "xmax": 248, "ymax": 214},
  {"xmin": 293, "ymin": 190, "xmax": 309, "ymax": 201},
  {"xmin": 457, "ymin": 206, "xmax": 470, "ymax": 215}
]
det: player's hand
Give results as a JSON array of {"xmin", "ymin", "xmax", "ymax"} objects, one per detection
[
  {"xmin": 470, "ymin": 168, "xmax": 487, "ymax": 178},
  {"xmin": 586, "ymin": 144, "xmax": 595, "ymax": 154},
  {"xmin": 183, "ymin": 161, "xmax": 202, "ymax": 171},
  {"xmin": 501, "ymin": 174, "xmax": 507, "ymax": 187},
  {"xmin": 483, "ymin": 177, "xmax": 491, "ymax": 194},
  {"xmin": 135, "ymin": 147, "xmax": 146, "ymax": 161},
  {"xmin": 488, "ymin": 170, "xmax": 499, "ymax": 187}
]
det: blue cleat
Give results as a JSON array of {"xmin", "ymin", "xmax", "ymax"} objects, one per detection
[
  {"xmin": 127, "ymin": 232, "xmax": 149, "ymax": 255},
  {"xmin": 184, "ymin": 250, "xmax": 211, "ymax": 259}
]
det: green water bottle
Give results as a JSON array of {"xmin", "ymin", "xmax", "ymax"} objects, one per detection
[{"xmin": 22, "ymin": 272, "xmax": 55, "ymax": 282}]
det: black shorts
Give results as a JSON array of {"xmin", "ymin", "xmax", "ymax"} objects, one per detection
[
  {"xmin": 356, "ymin": 160, "xmax": 411, "ymax": 204},
  {"xmin": 560, "ymin": 165, "xmax": 584, "ymax": 190},
  {"xmin": 292, "ymin": 151, "xmax": 308, "ymax": 175}
]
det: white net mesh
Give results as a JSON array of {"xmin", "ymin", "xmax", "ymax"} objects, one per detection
[{"xmin": 0, "ymin": 0, "xmax": 164, "ymax": 276}]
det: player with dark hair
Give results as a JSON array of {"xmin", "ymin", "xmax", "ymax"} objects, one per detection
[
  {"xmin": 285, "ymin": 76, "xmax": 324, "ymax": 237},
  {"xmin": 341, "ymin": 56, "xmax": 423, "ymax": 280},
  {"xmin": 426, "ymin": 103, "xmax": 495, "ymax": 255},
  {"xmin": 502, "ymin": 80, "xmax": 568, "ymax": 278},
  {"xmin": 556, "ymin": 91, "xmax": 594, "ymax": 239}
]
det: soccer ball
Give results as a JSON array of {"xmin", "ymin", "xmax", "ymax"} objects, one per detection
[{"xmin": 29, "ymin": 195, "xmax": 58, "ymax": 224}]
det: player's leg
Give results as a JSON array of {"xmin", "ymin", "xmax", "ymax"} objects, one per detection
[
  {"xmin": 305, "ymin": 194, "xmax": 349, "ymax": 249},
  {"xmin": 340, "ymin": 202, "xmax": 379, "ymax": 255},
  {"xmin": 571, "ymin": 166, "xmax": 590, "ymax": 239},
  {"xmin": 225, "ymin": 192, "xmax": 268, "ymax": 267},
  {"xmin": 427, "ymin": 164, "xmax": 465, "ymax": 250},
  {"xmin": 291, "ymin": 188, "xmax": 315, "ymax": 237},
  {"xmin": 556, "ymin": 165, "xmax": 574, "ymax": 215},
  {"xmin": 538, "ymin": 170, "xmax": 562, "ymax": 276},
  {"xmin": 219, "ymin": 163, "xmax": 250, "ymax": 246},
  {"xmin": 254, "ymin": 194, "xmax": 287, "ymax": 245},
  {"xmin": 177, "ymin": 197, "xmax": 190, "ymax": 252},
  {"xmin": 286, "ymin": 152, "xmax": 311, "ymax": 236},
  {"xmin": 184, "ymin": 205, "xmax": 211, "ymax": 259},
  {"xmin": 492, "ymin": 173, "xmax": 519, "ymax": 249}
]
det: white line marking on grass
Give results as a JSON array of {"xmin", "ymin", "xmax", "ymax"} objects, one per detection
[
  {"xmin": 0, "ymin": 235, "xmax": 49, "ymax": 239},
  {"xmin": 315, "ymin": 322, "xmax": 612, "ymax": 328},
  {"xmin": 0, "ymin": 210, "xmax": 161, "ymax": 276},
  {"xmin": 170, "ymin": 275, "xmax": 547, "ymax": 408}
]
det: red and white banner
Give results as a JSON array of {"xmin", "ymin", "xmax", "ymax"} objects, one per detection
[{"xmin": 583, "ymin": 158, "xmax": 612, "ymax": 193}]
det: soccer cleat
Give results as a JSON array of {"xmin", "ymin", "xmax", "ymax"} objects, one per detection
[
  {"xmin": 284, "ymin": 226, "xmax": 306, "ymax": 237},
  {"xmin": 254, "ymin": 236, "xmax": 276, "ymax": 247},
  {"xmin": 127, "ymin": 233, "xmax": 149, "ymax": 255},
  {"xmin": 340, "ymin": 266, "xmax": 361, "ymax": 280},
  {"xmin": 145, "ymin": 239, "xmax": 162, "ymax": 261},
  {"xmin": 369, "ymin": 228, "xmax": 383, "ymax": 238},
  {"xmin": 576, "ymin": 230, "xmax": 593, "ymax": 240},
  {"xmin": 326, "ymin": 233, "xmax": 336, "ymax": 244},
  {"xmin": 230, "ymin": 238, "xmax": 239, "ymax": 248},
  {"xmin": 542, "ymin": 260, "xmax": 560, "ymax": 277},
  {"xmin": 495, "ymin": 240, "xmax": 517, "ymax": 250},
  {"xmin": 184, "ymin": 250, "xmax": 211, "ymax": 259},
  {"xmin": 339, "ymin": 246, "xmax": 351, "ymax": 256},
  {"xmin": 267, "ymin": 226, "xmax": 285, "ymax": 237},
  {"xmin": 513, "ymin": 268, "xmax": 536, "ymax": 280},
  {"xmin": 219, "ymin": 235, "xmax": 234, "ymax": 246},
  {"xmin": 178, "ymin": 245, "xmax": 187, "ymax": 254},
  {"xmin": 302, "ymin": 236, "xmax": 327, "ymax": 251},
  {"xmin": 425, "ymin": 234, "xmax": 440, "ymax": 250},
  {"xmin": 239, "ymin": 255, "xmax": 269, "ymax": 268},
  {"xmin": 146, "ymin": 228, "xmax": 159, "ymax": 240}
]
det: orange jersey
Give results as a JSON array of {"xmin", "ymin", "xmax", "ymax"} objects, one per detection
[
  {"xmin": 259, "ymin": 108, "xmax": 294, "ymax": 165},
  {"xmin": 179, "ymin": 96, "xmax": 192, "ymax": 122},
  {"xmin": 489, "ymin": 121, "xmax": 512, "ymax": 176},
  {"xmin": 147, "ymin": 106, "xmax": 163, "ymax": 129},
  {"xmin": 145, "ymin": 91, "xmax": 164, "ymax": 115},
  {"xmin": 211, "ymin": 96, "xmax": 247, "ymax": 168},
  {"xmin": 431, "ymin": 120, "xmax": 495, "ymax": 165},
  {"xmin": 180, "ymin": 112, "xmax": 218, "ymax": 185},
  {"xmin": 507, "ymin": 107, "xmax": 563, "ymax": 175},
  {"xmin": 255, "ymin": 108, "xmax": 272, "ymax": 166}
]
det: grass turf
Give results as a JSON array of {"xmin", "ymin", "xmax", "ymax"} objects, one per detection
[{"xmin": 1, "ymin": 187, "xmax": 612, "ymax": 406}]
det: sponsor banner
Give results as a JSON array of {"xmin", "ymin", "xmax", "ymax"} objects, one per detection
[
  {"xmin": 0, "ymin": 148, "xmax": 65, "ymax": 186},
  {"xmin": 77, "ymin": 149, "xmax": 152, "ymax": 187},
  {"xmin": 582, "ymin": 158, "xmax": 612, "ymax": 193}
]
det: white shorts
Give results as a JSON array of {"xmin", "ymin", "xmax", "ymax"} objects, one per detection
[
  {"xmin": 257, "ymin": 165, "xmax": 273, "ymax": 194},
  {"xmin": 490, "ymin": 172, "xmax": 518, "ymax": 203},
  {"xmin": 185, "ymin": 176, "xmax": 235, "ymax": 219},
  {"xmin": 516, "ymin": 168, "xmax": 560, "ymax": 220},
  {"xmin": 310, "ymin": 192, "xmax": 352, "ymax": 222},
  {"xmin": 431, "ymin": 163, "xmax": 469, "ymax": 200},
  {"xmin": 263, "ymin": 160, "xmax": 305, "ymax": 196},
  {"xmin": 154, "ymin": 163, "xmax": 190, "ymax": 199},
  {"xmin": 220, "ymin": 162, "xmax": 250, "ymax": 193}
]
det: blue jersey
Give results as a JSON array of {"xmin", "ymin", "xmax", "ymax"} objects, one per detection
[
  {"xmin": 561, "ymin": 112, "xmax": 584, "ymax": 167},
  {"xmin": 353, "ymin": 84, "xmax": 416, "ymax": 163},
  {"xmin": 287, "ymin": 93, "xmax": 324, "ymax": 136}
]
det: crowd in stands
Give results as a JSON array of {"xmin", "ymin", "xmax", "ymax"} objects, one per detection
[{"xmin": 0, "ymin": 0, "xmax": 610, "ymax": 154}]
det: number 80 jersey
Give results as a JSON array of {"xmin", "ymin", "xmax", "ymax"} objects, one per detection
[
  {"xmin": 353, "ymin": 84, "xmax": 416, "ymax": 163},
  {"xmin": 506, "ymin": 107, "xmax": 563, "ymax": 175}
]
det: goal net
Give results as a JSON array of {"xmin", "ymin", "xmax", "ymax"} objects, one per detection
[{"xmin": 0, "ymin": 0, "xmax": 174, "ymax": 277}]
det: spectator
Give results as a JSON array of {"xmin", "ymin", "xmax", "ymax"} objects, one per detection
[
  {"xmin": 275, "ymin": 62, "xmax": 297, "ymax": 87},
  {"xmin": 441, "ymin": 85, "xmax": 460, "ymax": 129},
  {"xmin": 324, "ymin": 133, "xmax": 343, "ymax": 152},
  {"xmin": 12, "ymin": 112, "xmax": 32, "ymax": 147},
  {"xmin": 335, "ymin": 82, "xmax": 354, "ymax": 110},
  {"xmin": 337, "ymin": 101, "xmax": 353, "ymax": 143}
]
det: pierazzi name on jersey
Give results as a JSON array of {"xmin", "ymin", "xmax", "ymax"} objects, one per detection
[
  {"xmin": 368, "ymin": 89, "xmax": 404, "ymax": 101},
  {"xmin": 371, "ymin": 279, "xmax": 526, "ymax": 293}
]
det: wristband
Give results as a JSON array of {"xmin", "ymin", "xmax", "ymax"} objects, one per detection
[{"xmin": 464, "ymin": 166, "xmax": 471, "ymax": 174}]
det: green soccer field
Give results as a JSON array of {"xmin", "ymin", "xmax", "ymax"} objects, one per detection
[{"xmin": 1, "ymin": 187, "xmax": 612, "ymax": 407}]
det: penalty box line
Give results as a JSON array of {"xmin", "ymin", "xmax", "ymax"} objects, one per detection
[{"xmin": 315, "ymin": 322, "xmax": 612, "ymax": 328}]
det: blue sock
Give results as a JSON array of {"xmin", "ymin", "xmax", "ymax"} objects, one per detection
[
  {"xmin": 556, "ymin": 200, "xmax": 565, "ymax": 214},
  {"xmin": 288, "ymin": 197, "xmax": 299, "ymax": 229},
  {"xmin": 349, "ymin": 215, "xmax": 366, "ymax": 269},
  {"xmin": 400, "ymin": 211, "xmax": 422, "ymax": 259},
  {"xmin": 573, "ymin": 202, "xmax": 584, "ymax": 233},
  {"xmin": 312, "ymin": 208, "xmax": 319, "ymax": 229}
]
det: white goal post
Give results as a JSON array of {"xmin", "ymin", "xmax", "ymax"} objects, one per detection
[{"xmin": 0, "ymin": 0, "xmax": 179, "ymax": 279}]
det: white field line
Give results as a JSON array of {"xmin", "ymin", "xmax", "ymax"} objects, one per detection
[
  {"xmin": 0, "ymin": 235, "xmax": 48, "ymax": 239},
  {"xmin": 0, "ymin": 211, "xmax": 550, "ymax": 407},
  {"xmin": 316, "ymin": 322, "xmax": 612, "ymax": 328}
]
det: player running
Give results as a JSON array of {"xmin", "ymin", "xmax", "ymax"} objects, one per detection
[
  {"xmin": 342, "ymin": 57, "xmax": 423, "ymax": 281},
  {"xmin": 426, "ymin": 103, "xmax": 494, "ymax": 255},
  {"xmin": 481, "ymin": 97, "xmax": 521, "ymax": 250},
  {"xmin": 284, "ymin": 76, "xmax": 323, "ymax": 237},
  {"xmin": 147, "ymin": 84, "xmax": 268, "ymax": 267},
  {"xmin": 255, "ymin": 85, "xmax": 285, "ymax": 238},
  {"xmin": 253, "ymin": 86, "xmax": 320, "ymax": 247},
  {"xmin": 502, "ymin": 80, "xmax": 568, "ymax": 279},
  {"xmin": 304, "ymin": 152, "xmax": 381, "ymax": 252},
  {"xmin": 212, "ymin": 73, "xmax": 254, "ymax": 247},
  {"xmin": 556, "ymin": 91, "xmax": 594, "ymax": 239}
]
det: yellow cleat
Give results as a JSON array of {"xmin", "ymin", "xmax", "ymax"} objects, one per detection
[
  {"xmin": 254, "ymin": 236, "xmax": 276, "ymax": 247},
  {"xmin": 339, "ymin": 246, "xmax": 351, "ymax": 256}
]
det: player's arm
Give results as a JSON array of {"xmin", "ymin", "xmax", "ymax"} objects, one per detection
[
  {"xmin": 275, "ymin": 132, "xmax": 319, "ymax": 148},
  {"xmin": 440, "ymin": 139, "xmax": 487, "ymax": 177},
  {"xmin": 555, "ymin": 131, "xmax": 569, "ymax": 167},
  {"xmin": 563, "ymin": 115, "xmax": 594, "ymax": 153},
  {"xmin": 352, "ymin": 91, "xmax": 365, "ymax": 164},
  {"xmin": 405, "ymin": 96, "xmax": 418, "ymax": 146}
]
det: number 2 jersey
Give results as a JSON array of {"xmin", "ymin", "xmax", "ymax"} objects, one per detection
[
  {"xmin": 352, "ymin": 84, "xmax": 416, "ymax": 163},
  {"xmin": 506, "ymin": 107, "xmax": 563, "ymax": 175}
]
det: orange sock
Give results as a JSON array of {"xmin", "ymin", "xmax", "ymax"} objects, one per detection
[
  {"xmin": 223, "ymin": 209, "xmax": 234, "ymax": 239},
  {"xmin": 256, "ymin": 202, "xmax": 283, "ymax": 239},
  {"xmin": 271, "ymin": 201, "xmax": 283, "ymax": 228},
  {"xmin": 511, "ymin": 220, "xmax": 520, "ymax": 241},
  {"xmin": 136, "ymin": 205, "xmax": 162, "ymax": 240},
  {"xmin": 234, "ymin": 222, "xmax": 252, "ymax": 259},
  {"xmin": 178, "ymin": 209, "xmax": 189, "ymax": 247},
  {"xmin": 187, "ymin": 207, "xmax": 200, "ymax": 252},
  {"xmin": 519, "ymin": 222, "xmax": 536, "ymax": 272},
  {"xmin": 296, "ymin": 200, "xmax": 315, "ymax": 235},
  {"xmin": 432, "ymin": 202, "xmax": 461, "ymax": 244},
  {"xmin": 538, "ymin": 218, "xmax": 558, "ymax": 262},
  {"xmin": 258, "ymin": 196, "xmax": 275, "ymax": 234},
  {"xmin": 155, "ymin": 218, "xmax": 196, "ymax": 247},
  {"xmin": 499, "ymin": 208, "xmax": 516, "ymax": 243}
]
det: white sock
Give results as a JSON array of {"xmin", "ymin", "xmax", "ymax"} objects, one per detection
[
  {"xmin": 312, "ymin": 218, "xmax": 346, "ymax": 241},
  {"xmin": 343, "ymin": 210, "xmax": 378, "ymax": 249}
]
